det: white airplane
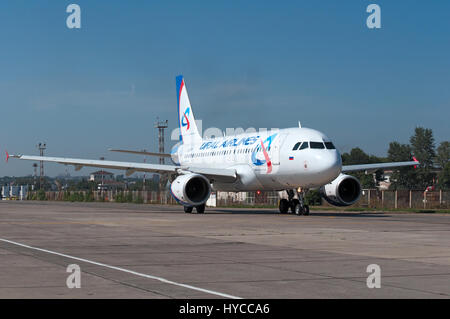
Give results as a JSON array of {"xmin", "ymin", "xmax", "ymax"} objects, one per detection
[{"xmin": 8, "ymin": 75, "xmax": 419, "ymax": 214}]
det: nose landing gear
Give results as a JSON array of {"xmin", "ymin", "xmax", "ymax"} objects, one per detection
[{"xmin": 279, "ymin": 189, "xmax": 309, "ymax": 216}]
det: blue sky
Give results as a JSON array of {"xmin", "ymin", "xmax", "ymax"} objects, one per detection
[{"xmin": 0, "ymin": 0, "xmax": 449, "ymax": 176}]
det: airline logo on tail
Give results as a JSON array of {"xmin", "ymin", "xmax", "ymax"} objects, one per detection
[
  {"xmin": 251, "ymin": 133, "xmax": 277, "ymax": 174},
  {"xmin": 181, "ymin": 107, "xmax": 191, "ymax": 131}
]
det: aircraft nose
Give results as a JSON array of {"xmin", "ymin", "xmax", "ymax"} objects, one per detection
[
  {"xmin": 325, "ymin": 150, "xmax": 342, "ymax": 178},
  {"xmin": 314, "ymin": 150, "xmax": 341, "ymax": 183}
]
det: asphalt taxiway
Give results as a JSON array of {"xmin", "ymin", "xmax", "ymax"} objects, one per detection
[{"xmin": 0, "ymin": 201, "xmax": 449, "ymax": 298}]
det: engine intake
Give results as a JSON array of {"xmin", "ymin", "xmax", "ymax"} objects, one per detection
[
  {"xmin": 170, "ymin": 173, "xmax": 211, "ymax": 206},
  {"xmin": 320, "ymin": 174, "xmax": 361, "ymax": 207}
]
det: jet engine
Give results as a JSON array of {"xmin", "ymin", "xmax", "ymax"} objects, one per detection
[
  {"xmin": 170, "ymin": 173, "xmax": 211, "ymax": 206},
  {"xmin": 320, "ymin": 174, "xmax": 361, "ymax": 207}
]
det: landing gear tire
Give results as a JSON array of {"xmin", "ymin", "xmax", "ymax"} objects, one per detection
[
  {"xmin": 196, "ymin": 204, "xmax": 206, "ymax": 214},
  {"xmin": 294, "ymin": 203, "xmax": 304, "ymax": 216},
  {"xmin": 279, "ymin": 199, "xmax": 289, "ymax": 214},
  {"xmin": 290, "ymin": 199, "xmax": 300, "ymax": 214},
  {"xmin": 184, "ymin": 206, "xmax": 193, "ymax": 213},
  {"xmin": 303, "ymin": 205, "xmax": 310, "ymax": 216}
]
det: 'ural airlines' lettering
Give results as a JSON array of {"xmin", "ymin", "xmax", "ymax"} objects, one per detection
[{"xmin": 199, "ymin": 136, "xmax": 260, "ymax": 150}]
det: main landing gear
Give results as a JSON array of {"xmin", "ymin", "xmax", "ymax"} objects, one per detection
[
  {"xmin": 279, "ymin": 189, "xmax": 309, "ymax": 216},
  {"xmin": 184, "ymin": 204, "xmax": 206, "ymax": 214}
]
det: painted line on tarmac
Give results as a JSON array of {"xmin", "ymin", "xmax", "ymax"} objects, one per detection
[{"xmin": 0, "ymin": 238, "xmax": 241, "ymax": 299}]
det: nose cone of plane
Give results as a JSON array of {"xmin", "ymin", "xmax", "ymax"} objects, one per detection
[
  {"xmin": 311, "ymin": 150, "xmax": 342, "ymax": 185},
  {"xmin": 325, "ymin": 150, "xmax": 342, "ymax": 179}
]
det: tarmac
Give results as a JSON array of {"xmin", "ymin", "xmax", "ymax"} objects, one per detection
[{"xmin": 0, "ymin": 201, "xmax": 449, "ymax": 299}]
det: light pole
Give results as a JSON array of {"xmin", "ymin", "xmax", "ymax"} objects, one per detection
[
  {"xmin": 32, "ymin": 163, "xmax": 38, "ymax": 191},
  {"xmin": 99, "ymin": 157, "xmax": 105, "ymax": 197},
  {"xmin": 37, "ymin": 142, "xmax": 46, "ymax": 189},
  {"xmin": 142, "ymin": 149, "xmax": 147, "ymax": 192}
]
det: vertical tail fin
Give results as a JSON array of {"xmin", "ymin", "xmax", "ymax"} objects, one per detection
[{"xmin": 176, "ymin": 75, "xmax": 202, "ymax": 144}]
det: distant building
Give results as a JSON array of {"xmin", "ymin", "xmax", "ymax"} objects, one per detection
[
  {"xmin": 378, "ymin": 170, "xmax": 393, "ymax": 190},
  {"xmin": 97, "ymin": 180, "xmax": 125, "ymax": 191},
  {"xmin": 89, "ymin": 170, "xmax": 114, "ymax": 182},
  {"xmin": 1, "ymin": 185, "xmax": 28, "ymax": 200}
]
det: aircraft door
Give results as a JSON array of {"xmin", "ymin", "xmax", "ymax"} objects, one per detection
[{"xmin": 270, "ymin": 132, "xmax": 287, "ymax": 166}]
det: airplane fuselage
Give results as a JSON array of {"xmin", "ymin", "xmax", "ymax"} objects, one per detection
[{"xmin": 176, "ymin": 127, "xmax": 342, "ymax": 192}]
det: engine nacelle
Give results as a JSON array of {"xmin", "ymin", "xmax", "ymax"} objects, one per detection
[
  {"xmin": 170, "ymin": 173, "xmax": 211, "ymax": 206},
  {"xmin": 320, "ymin": 174, "xmax": 361, "ymax": 207}
]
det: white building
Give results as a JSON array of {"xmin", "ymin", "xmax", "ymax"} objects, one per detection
[{"xmin": 89, "ymin": 170, "xmax": 114, "ymax": 182}]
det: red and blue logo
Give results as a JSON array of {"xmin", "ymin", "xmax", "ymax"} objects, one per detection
[
  {"xmin": 251, "ymin": 133, "xmax": 277, "ymax": 174},
  {"xmin": 181, "ymin": 107, "xmax": 190, "ymax": 131}
]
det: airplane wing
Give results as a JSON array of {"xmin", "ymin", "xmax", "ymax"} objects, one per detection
[
  {"xmin": 342, "ymin": 160, "xmax": 419, "ymax": 173},
  {"xmin": 108, "ymin": 149, "xmax": 172, "ymax": 158},
  {"xmin": 9, "ymin": 154, "xmax": 237, "ymax": 183}
]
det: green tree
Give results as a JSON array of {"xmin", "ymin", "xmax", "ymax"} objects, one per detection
[
  {"xmin": 387, "ymin": 142, "xmax": 417, "ymax": 189},
  {"xmin": 410, "ymin": 127, "xmax": 435, "ymax": 168},
  {"xmin": 436, "ymin": 141, "xmax": 450, "ymax": 169},
  {"xmin": 438, "ymin": 162, "xmax": 450, "ymax": 190},
  {"xmin": 387, "ymin": 142, "xmax": 412, "ymax": 162},
  {"xmin": 409, "ymin": 127, "xmax": 436, "ymax": 188}
]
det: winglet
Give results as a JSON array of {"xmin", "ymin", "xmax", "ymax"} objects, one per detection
[
  {"xmin": 412, "ymin": 156, "xmax": 419, "ymax": 169},
  {"xmin": 5, "ymin": 151, "xmax": 9, "ymax": 163}
]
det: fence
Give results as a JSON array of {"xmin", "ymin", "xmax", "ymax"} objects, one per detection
[
  {"xmin": 27, "ymin": 189, "xmax": 450, "ymax": 209},
  {"xmin": 356, "ymin": 189, "xmax": 449, "ymax": 209},
  {"xmin": 41, "ymin": 190, "xmax": 178, "ymax": 205}
]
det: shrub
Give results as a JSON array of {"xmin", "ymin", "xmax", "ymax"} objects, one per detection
[
  {"xmin": 305, "ymin": 189, "xmax": 322, "ymax": 205},
  {"xmin": 85, "ymin": 191, "xmax": 94, "ymax": 202},
  {"xmin": 134, "ymin": 195, "xmax": 144, "ymax": 204},
  {"xmin": 37, "ymin": 189, "xmax": 46, "ymax": 201}
]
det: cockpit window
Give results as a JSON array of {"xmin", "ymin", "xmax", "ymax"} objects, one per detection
[
  {"xmin": 292, "ymin": 142, "xmax": 301, "ymax": 150},
  {"xmin": 324, "ymin": 142, "xmax": 336, "ymax": 149},
  {"xmin": 299, "ymin": 142, "xmax": 309, "ymax": 150},
  {"xmin": 310, "ymin": 142, "xmax": 325, "ymax": 149}
]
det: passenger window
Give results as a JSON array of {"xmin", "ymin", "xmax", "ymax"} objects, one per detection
[
  {"xmin": 299, "ymin": 142, "xmax": 309, "ymax": 150},
  {"xmin": 292, "ymin": 142, "xmax": 301, "ymax": 151},
  {"xmin": 324, "ymin": 142, "xmax": 335, "ymax": 149},
  {"xmin": 310, "ymin": 142, "xmax": 325, "ymax": 149}
]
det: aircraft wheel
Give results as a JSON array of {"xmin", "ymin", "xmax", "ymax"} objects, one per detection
[
  {"xmin": 294, "ymin": 203, "xmax": 304, "ymax": 216},
  {"xmin": 279, "ymin": 199, "xmax": 289, "ymax": 214},
  {"xmin": 184, "ymin": 206, "xmax": 193, "ymax": 213},
  {"xmin": 196, "ymin": 204, "xmax": 206, "ymax": 214},
  {"xmin": 303, "ymin": 205, "xmax": 310, "ymax": 216}
]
